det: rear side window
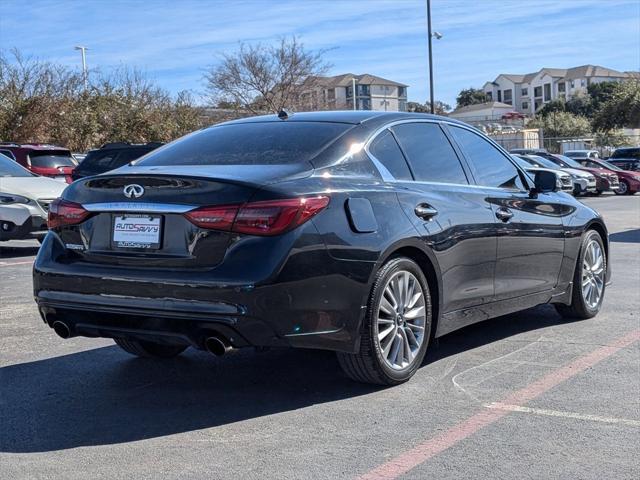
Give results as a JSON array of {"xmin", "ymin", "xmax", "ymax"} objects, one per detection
[
  {"xmin": 612, "ymin": 148, "xmax": 640, "ymax": 159},
  {"xmin": 138, "ymin": 122, "xmax": 351, "ymax": 166},
  {"xmin": 81, "ymin": 151, "xmax": 118, "ymax": 171},
  {"xmin": 29, "ymin": 153, "xmax": 76, "ymax": 168},
  {"xmin": 391, "ymin": 123, "xmax": 468, "ymax": 184},
  {"xmin": 368, "ymin": 130, "xmax": 412, "ymax": 180},
  {"xmin": 449, "ymin": 126, "xmax": 525, "ymax": 190},
  {"xmin": 111, "ymin": 149, "xmax": 150, "ymax": 168}
]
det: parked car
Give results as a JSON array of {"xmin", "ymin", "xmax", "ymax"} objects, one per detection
[
  {"xmin": 563, "ymin": 149, "xmax": 600, "ymax": 160},
  {"xmin": 608, "ymin": 147, "xmax": 640, "ymax": 172},
  {"xmin": 542, "ymin": 153, "xmax": 619, "ymax": 194},
  {"xmin": 0, "ymin": 143, "xmax": 77, "ymax": 183},
  {"xmin": 510, "ymin": 148, "xmax": 549, "ymax": 156},
  {"xmin": 72, "ymin": 153, "xmax": 87, "ymax": 163},
  {"xmin": 35, "ymin": 111, "xmax": 610, "ymax": 385},
  {"xmin": 71, "ymin": 142, "xmax": 164, "ymax": 181},
  {"xmin": 511, "ymin": 155, "xmax": 573, "ymax": 193},
  {"xmin": 515, "ymin": 154, "xmax": 595, "ymax": 195},
  {"xmin": 0, "ymin": 153, "xmax": 66, "ymax": 242},
  {"xmin": 574, "ymin": 158, "xmax": 640, "ymax": 195}
]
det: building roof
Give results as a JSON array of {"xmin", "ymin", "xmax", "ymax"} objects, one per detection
[
  {"xmin": 487, "ymin": 65, "xmax": 633, "ymax": 86},
  {"xmin": 450, "ymin": 101, "xmax": 514, "ymax": 115},
  {"xmin": 309, "ymin": 73, "xmax": 408, "ymax": 88}
]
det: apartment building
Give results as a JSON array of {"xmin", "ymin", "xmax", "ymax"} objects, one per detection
[
  {"xmin": 483, "ymin": 65, "xmax": 638, "ymax": 115},
  {"xmin": 303, "ymin": 73, "xmax": 408, "ymax": 111}
]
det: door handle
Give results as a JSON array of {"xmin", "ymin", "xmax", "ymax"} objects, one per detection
[
  {"xmin": 415, "ymin": 203, "xmax": 438, "ymax": 220},
  {"xmin": 495, "ymin": 207, "xmax": 514, "ymax": 222}
]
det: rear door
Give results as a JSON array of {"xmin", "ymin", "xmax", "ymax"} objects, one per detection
[
  {"xmin": 382, "ymin": 121, "xmax": 498, "ymax": 312},
  {"xmin": 447, "ymin": 124, "xmax": 566, "ymax": 300}
]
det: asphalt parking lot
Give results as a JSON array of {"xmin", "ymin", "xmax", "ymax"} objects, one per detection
[{"xmin": 1, "ymin": 194, "xmax": 638, "ymax": 480}]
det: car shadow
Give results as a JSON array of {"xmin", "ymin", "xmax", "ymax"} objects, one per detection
[
  {"xmin": 0, "ymin": 244, "xmax": 40, "ymax": 259},
  {"xmin": 0, "ymin": 304, "xmax": 573, "ymax": 453},
  {"xmin": 609, "ymin": 229, "xmax": 640, "ymax": 244}
]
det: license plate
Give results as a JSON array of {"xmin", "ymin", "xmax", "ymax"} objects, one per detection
[{"xmin": 113, "ymin": 215, "xmax": 161, "ymax": 249}]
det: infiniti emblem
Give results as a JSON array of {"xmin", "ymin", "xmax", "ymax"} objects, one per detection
[{"xmin": 123, "ymin": 184, "xmax": 145, "ymax": 199}]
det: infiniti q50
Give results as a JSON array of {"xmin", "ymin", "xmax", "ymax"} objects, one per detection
[{"xmin": 34, "ymin": 111, "xmax": 609, "ymax": 385}]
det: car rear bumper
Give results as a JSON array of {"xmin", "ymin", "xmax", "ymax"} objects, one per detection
[
  {"xmin": 33, "ymin": 231, "xmax": 372, "ymax": 353},
  {"xmin": 0, "ymin": 214, "xmax": 47, "ymax": 241}
]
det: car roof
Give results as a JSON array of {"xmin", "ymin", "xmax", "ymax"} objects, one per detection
[
  {"xmin": 214, "ymin": 110, "xmax": 464, "ymax": 128},
  {"xmin": 0, "ymin": 143, "xmax": 69, "ymax": 152}
]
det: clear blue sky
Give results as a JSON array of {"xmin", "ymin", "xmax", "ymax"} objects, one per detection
[{"xmin": 1, "ymin": 0, "xmax": 639, "ymax": 107}]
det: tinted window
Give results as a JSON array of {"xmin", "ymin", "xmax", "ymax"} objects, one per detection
[
  {"xmin": 449, "ymin": 126, "xmax": 525, "ymax": 190},
  {"xmin": 81, "ymin": 151, "xmax": 118, "ymax": 171},
  {"xmin": 111, "ymin": 149, "xmax": 151, "ymax": 169},
  {"xmin": 138, "ymin": 122, "xmax": 351, "ymax": 166},
  {"xmin": 29, "ymin": 154, "xmax": 76, "ymax": 168},
  {"xmin": 392, "ymin": 123, "xmax": 468, "ymax": 184},
  {"xmin": 612, "ymin": 148, "xmax": 640, "ymax": 159},
  {"xmin": 0, "ymin": 149, "xmax": 16, "ymax": 160},
  {"xmin": 368, "ymin": 130, "xmax": 412, "ymax": 180}
]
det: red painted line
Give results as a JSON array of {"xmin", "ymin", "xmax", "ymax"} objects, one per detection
[
  {"xmin": 0, "ymin": 260, "xmax": 34, "ymax": 267},
  {"xmin": 358, "ymin": 329, "xmax": 640, "ymax": 480}
]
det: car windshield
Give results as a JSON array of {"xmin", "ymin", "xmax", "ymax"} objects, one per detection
[
  {"xmin": 137, "ymin": 122, "xmax": 352, "ymax": 166},
  {"xmin": 29, "ymin": 152, "xmax": 76, "ymax": 168},
  {"xmin": 600, "ymin": 160, "xmax": 624, "ymax": 172},
  {"xmin": 0, "ymin": 154, "xmax": 35, "ymax": 177},
  {"xmin": 527, "ymin": 155, "xmax": 561, "ymax": 169},
  {"xmin": 549, "ymin": 155, "xmax": 584, "ymax": 169},
  {"xmin": 564, "ymin": 151, "xmax": 586, "ymax": 158},
  {"xmin": 511, "ymin": 155, "xmax": 532, "ymax": 169}
]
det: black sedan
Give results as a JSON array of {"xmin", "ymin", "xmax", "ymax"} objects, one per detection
[{"xmin": 34, "ymin": 111, "xmax": 610, "ymax": 385}]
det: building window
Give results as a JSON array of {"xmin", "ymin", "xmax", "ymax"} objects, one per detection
[
  {"xmin": 521, "ymin": 87, "xmax": 528, "ymax": 96},
  {"xmin": 486, "ymin": 91, "xmax": 492, "ymax": 100},
  {"xmin": 497, "ymin": 90, "xmax": 502, "ymax": 102},
  {"xmin": 358, "ymin": 98, "xmax": 371, "ymax": 110},
  {"xmin": 570, "ymin": 80, "xmax": 575, "ymax": 88},
  {"xmin": 543, "ymin": 83, "xmax": 551, "ymax": 101},
  {"xmin": 503, "ymin": 89, "xmax": 512, "ymax": 105},
  {"xmin": 522, "ymin": 101, "xmax": 529, "ymax": 110},
  {"xmin": 558, "ymin": 82, "xmax": 565, "ymax": 93},
  {"xmin": 398, "ymin": 87, "xmax": 406, "ymax": 97},
  {"xmin": 357, "ymin": 85, "xmax": 370, "ymax": 96},
  {"xmin": 327, "ymin": 88, "xmax": 335, "ymax": 100},
  {"xmin": 534, "ymin": 100, "xmax": 542, "ymax": 110},
  {"xmin": 399, "ymin": 100, "xmax": 407, "ymax": 112},
  {"xmin": 534, "ymin": 86, "xmax": 542, "ymax": 98},
  {"xmin": 581, "ymin": 79, "xmax": 586, "ymax": 87}
]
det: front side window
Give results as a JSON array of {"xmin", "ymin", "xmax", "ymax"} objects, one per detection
[
  {"xmin": 391, "ymin": 123, "xmax": 468, "ymax": 184},
  {"xmin": 368, "ymin": 130, "xmax": 412, "ymax": 181},
  {"xmin": 449, "ymin": 126, "xmax": 525, "ymax": 190}
]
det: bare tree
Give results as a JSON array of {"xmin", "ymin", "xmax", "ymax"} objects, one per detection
[{"xmin": 204, "ymin": 37, "xmax": 330, "ymax": 113}]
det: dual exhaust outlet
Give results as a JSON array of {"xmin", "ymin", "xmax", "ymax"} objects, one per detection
[{"xmin": 52, "ymin": 321, "xmax": 232, "ymax": 357}]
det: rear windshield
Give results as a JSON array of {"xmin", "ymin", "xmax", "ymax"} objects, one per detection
[
  {"xmin": 29, "ymin": 152, "xmax": 76, "ymax": 168},
  {"xmin": 137, "ymin": 122, "xmax": 352, "ymax": 166},
  {"xmin": 612, "ymin": 148, "xmax": 640, "ymax": 159}
]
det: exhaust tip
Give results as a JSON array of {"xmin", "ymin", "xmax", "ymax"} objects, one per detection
[
  {"xmin": 204, "ymin": 336, "xmax": 231, "ymax": 356},
  {"xmin": 52, "ymin": 321, "xmax": 71, "ymax": 339}
]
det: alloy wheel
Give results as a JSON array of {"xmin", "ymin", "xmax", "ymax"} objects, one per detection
[
  {"xmin": 581, "ymin": 239, "xmax": 605, "ymax": 309},
  {"xmin": 375, "ymin": 270, "xmax": 426, "ymax": 370}
]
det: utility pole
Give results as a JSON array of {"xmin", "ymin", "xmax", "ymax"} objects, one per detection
[
  {"xmin": 75, "ymin": 46, "xmax": 89, "ymax": 90},
  {"xmin": 426, "ymin": 0, "xmax": 442, "ymax": 114},
  {"xmin": 352, "ymin": 77, "xmax": 357, "ymax": 110}
]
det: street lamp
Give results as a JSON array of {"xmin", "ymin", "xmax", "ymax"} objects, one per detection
[
  {"xmin": 426, "ymin": 0, "xmax": 442, "ymax": 114},
  {"xmin": 74, "ymin": 46, "xmax": 89, "ymax": 90}
]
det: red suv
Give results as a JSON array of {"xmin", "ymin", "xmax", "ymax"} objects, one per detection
[
  {"xmin": 0, "ymin": 143, "xmax": 77, "ymax": 183},
  {"xmin": 576, "ymin": 158, "xmax": 640, "ymax": 195}
]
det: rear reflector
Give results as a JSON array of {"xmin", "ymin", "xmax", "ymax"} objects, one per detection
[
  {"xmin": 48, "ymin": 198, "xmax": 91, "ymax": 228},
  {"xmin": 184, "ymin": 196, "xmax": 329, "ymax": 236}
]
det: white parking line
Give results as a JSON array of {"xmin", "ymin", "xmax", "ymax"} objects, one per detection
[
  {"xmin": 0, "ymin": 260, "xmax": 34, "ymax": 267},
  {"xmin": 485, "ymin": 402, "xmax": 640, "ymax": 427}
]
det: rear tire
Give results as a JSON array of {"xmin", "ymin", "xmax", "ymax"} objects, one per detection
[
  {"xmin": 114, "ymin": 338, "xmax": 187, "ymax": 358},
  {"xmin": 555, "ymin": 230, "xmax": 606, "ymax": 320},
  {"xmin": 337, "ymin": 257, "xmax": 432, "ymax": 385}
]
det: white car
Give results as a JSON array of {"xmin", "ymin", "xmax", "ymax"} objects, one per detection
[
  {"xmin": 0, "ymin": 154, "xmax": 66, "ymax": 242},
  {"xmin": 520, "ymin": 154, "xmax": 596, "ymax": 195},
  {"xmin": 511, "ymin": 155, "xmax": 573, "ymax": 192}
]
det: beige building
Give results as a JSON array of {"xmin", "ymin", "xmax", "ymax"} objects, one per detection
[
  {"xmin": 303, "ymin": 73, "xmax": 408, "ymax": 112},
  {"xmin": 482, "ymin": 65, "xmax": 638, "ymax": 115}
]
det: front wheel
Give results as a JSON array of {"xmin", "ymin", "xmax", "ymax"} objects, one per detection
[
  {"xmin": 337, "ymin": 257, "xmax": 432, "ymax": 385},
  {"xmin": 614, "ymin": 180, "xmax": 629, "ymax": 195},
  {"xmin": 555, "ymin": 230, "xmax": 606, "ymax": 320}
]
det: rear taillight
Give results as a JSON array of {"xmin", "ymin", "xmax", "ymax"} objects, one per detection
[
  {"xmin": 48, "ymin": 198, "xmax": 91, "ymax": 229},
  {"xmin": 184, "ymin": 196, "xmax": 329, "ymax": 236}
]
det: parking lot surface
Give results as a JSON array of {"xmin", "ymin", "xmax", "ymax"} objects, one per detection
[{"xmin": 1, "ymin": 194, "xmax": 639, "ymax": 479}]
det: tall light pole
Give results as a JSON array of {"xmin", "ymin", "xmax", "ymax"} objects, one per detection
[
  {"xmin": 75, "ymin": 46, "xmax": 89, "ymax": 90},
  {"xmin": 352, "ymin": 77, "xmax": 357, "ymax": 110},
  {"xmin": 426, "ymin": 0, "xmax": 442, "ymax": 114}
]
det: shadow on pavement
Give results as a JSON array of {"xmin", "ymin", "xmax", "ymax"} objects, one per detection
[
  {"xmin": 0, "ymin": 304, "xmax": 573, "ymax": 453},
  {"xmin": 0, "ymin": 244, "xmax": 40, "ymax": 259},
  {"xmin": 609, "ymin": 229, "xmax": 640, "ymax": 244}
]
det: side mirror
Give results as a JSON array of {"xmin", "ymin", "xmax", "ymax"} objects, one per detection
[{"xmin": 530, "ymin": 170, "xmax": 558, "ymax": 197}]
